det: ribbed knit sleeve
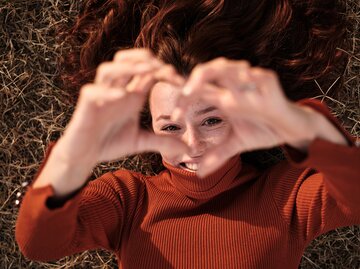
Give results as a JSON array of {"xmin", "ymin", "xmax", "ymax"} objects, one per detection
[
  {"xmin": 15, "ymin": 144, "xmax": 145, "ymax": 262},
  {"xmin": 269, "ymin": 99, "xmax": 360, "ymax": 244}
]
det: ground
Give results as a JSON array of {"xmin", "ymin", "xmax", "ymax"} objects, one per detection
[{"xmin": 0, "ymin": 0, "xmax": 359, "ymax": 268}]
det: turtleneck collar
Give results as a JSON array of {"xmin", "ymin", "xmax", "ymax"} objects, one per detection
[{"xmin": 162, "ymin": 155, "xmax": 260, "ymax": 200}]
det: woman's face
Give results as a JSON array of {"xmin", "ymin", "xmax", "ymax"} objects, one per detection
[{"xmin": 150, "ymin": 82, "xmax": 231, "ymax": 172}]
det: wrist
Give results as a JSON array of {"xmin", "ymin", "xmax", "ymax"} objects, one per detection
[
  {"xmin": 309, "ymin": 107, "xmax": 348, "ymax": 146},
  {"xmin": 32, "ymin": 141, "xmax": 94, "ymax": 197},
  {"xmin": 287, "ymin": 104, "xmax": 348, "ymax": 152},
  {"xmin": 282, "ymin": 103, "xmax": 318, "ymax": 153}
]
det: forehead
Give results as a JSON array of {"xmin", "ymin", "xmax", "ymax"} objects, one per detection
[
  {"xmin": 150, "ymin": 82, "xmax": 180, "ymax": 110},
  {"xmin": 149, "ymin": 82, "xmax": 209, "ymax": 117}
]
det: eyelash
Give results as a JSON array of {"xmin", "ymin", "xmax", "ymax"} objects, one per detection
[{"xmin": 161, "ymin": 118, "xmax": 223, "ymax": 132}]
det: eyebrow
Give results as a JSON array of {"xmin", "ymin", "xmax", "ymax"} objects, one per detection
[{"xmin": 155, "ymin": 106, "xmax": 218, "ymax": 122}]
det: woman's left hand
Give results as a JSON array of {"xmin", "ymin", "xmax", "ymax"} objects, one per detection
[{"xmin": 173, "ymin": 57, "xmax": 319, "ymax": 177}]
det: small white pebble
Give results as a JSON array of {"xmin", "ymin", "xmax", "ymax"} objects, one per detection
[
  {"xmin": 15, "ymin": 200, "xmax": 20, "ymax": 205},
  {"xmin": 16, "ymin": 192, "xmax": 21, "ymax": 197},
  {"xmin": 355, "ymin": 140, "xmax": 360, "ymax": 148},
  {"xmin": 21, "ymin": 182, "xmax": 29, "ymax": 187}
]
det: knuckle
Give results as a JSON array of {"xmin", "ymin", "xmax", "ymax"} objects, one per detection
[
  {"xmin": 238, "ymin": 60, "xmax": 251, "ymax": 68},
  {"xmin": 114, "ymin": 50, "xmax": 123, "ymax": 61},
  {"xmin": 215, "ymin": 57, "xmax": 228, "ymax": 65},
  {"xmin": 80, "ymin": 83, "xmax": 93, "ymax": 94},
  {"xmin": 97, "ymin": 62, "xmax": 110, "ymax": 74},
  {"xmin": 144, "ymin": 48, "xmax": 154, "ymax": 56},
  {"xmin": 163, "ymin": 64, "xmax": 177, "ymax": 74},
  {"xmin": 250, "ymin": 67, "xmax": 276, "ymax": 80},
  {"xmin": 136, "ymin": 48, "xmax": 154, "ymax": 58},
  {"xmin": 80, "ymin": 84, "xmax": 97, "ymax": 103},
  {"xmin": 250, "ymin": 67, "xmax": 263, "ymax": 74},
  {"xmin": 192, "ymin": 64, "xmax": 205, "ymax": 76},
  {"xmin": 193, "ymin": 66, "xmax": 208, "ymax": 80},
  {"xmin": 196, "ymin": 61, "xmax": 213, "ymax": 73},
  {"xmin": 264, "ymin": 69, "xmax": 277, "ymax": 78}
]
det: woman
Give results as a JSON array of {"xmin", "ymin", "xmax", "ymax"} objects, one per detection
[{"xmin": 15, "ymin": 0, "xmax": 359, "ymax": 268}]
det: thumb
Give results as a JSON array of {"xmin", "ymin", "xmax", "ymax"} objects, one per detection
[
  {"xmin": 135, "ymin": 130, "xmax": 190, "ymax": 157},
  {"xmin": 197, "ymin": 134, "xmax": 241, "ymax": 178}
]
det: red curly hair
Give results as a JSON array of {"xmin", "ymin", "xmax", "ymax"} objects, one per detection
[
  {"xmin": 54, "ymin": 0, "xmax": 350, "ymax": 170},
  {"xmin": 56, "ymin": 0, "xmax": 349, "ymax": 99}
]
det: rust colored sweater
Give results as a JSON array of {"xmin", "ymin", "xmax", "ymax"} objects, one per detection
[{"xmin": 16, "ymin": 99, "xmax": 360, "ymax": 269}]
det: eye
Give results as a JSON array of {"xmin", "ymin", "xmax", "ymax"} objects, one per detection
[
  {"xmin": 161, "ymin": 125, "xmax": 180, "ymax": 132},
  {"xmin": 202, "ymin": 117, "xmax": 223, "ymax": 126}
]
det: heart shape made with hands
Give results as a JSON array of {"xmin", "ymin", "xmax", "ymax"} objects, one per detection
[
  {"xmin": 92, "ymin": 50, "xmax": 307, "ymax": 178},
  {"xmin": 143, "ymin": 61, "xmax": 305, "ymax": 179}
]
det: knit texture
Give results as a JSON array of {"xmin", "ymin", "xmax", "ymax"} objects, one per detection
[{"xmin": 15, "ymin": 99, "xmax": 360, "ymax": 269}]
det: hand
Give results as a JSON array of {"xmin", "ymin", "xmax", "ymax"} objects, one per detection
[
  {"xmin": 173, "ymin": 57, "xmax": 316, "ymax": 177},
  {"xmin": 57, "ymin": 48, "xmax": 189, "ymax": 166}
]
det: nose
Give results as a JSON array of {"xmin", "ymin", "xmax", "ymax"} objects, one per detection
[{"xmin": 182, "ymin": 128, "xmax": 206, "ymax": 157}]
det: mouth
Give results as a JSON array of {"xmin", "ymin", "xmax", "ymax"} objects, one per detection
[{"xmin": 179, "ymin": 162, "xmax": 199, "ymax": 172}]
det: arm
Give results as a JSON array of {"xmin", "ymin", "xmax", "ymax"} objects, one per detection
[
  {"xmin": 15, "ymin": 142, "xmax": 144, "ymax": 261},
  {"xmin": 270, "ymin": 99, "xmax": 360, "ymax": 243},
  {"xmin": 15, "ymin": 48, "xmax": 188, "ymax": 262},
  {"xmin": 284, "ymin": 100, "xmax": 350, "ymax": 153}
]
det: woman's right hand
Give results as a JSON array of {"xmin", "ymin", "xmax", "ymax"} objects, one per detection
[
  {"xmin": 33, "ymin": 48, "xmax": 190, "ymax": 197},
  {"xmin": 55, "ymin": 48, "xmax": 190, "ymax": 167}
]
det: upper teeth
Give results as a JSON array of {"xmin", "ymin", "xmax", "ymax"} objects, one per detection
[{"xmin": 184, "ymin": 163, "xmax": 199, "ymax": 171}]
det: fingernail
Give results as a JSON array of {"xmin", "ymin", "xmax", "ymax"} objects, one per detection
[
  {"xmin": 172, "ymin": 107, "xmax": 183, "ymax": 121},
  {"xmin": 183, "ymin": 85, "xmax": 192, "ymax": 96}
]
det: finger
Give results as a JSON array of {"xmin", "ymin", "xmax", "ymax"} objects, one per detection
[
  {"xmin": 183, "ymin": 58, "xmax": 250, "ymax": 96},
  {"xmin": 94, "ymin": 61, "xmax": 163, "ymax": 86},
  {"xmin": 246, "ymin": 67, "xmax": 289, "ymax": 118},
  {"xmin": 152, "ymin": 64, "xmax": 186, "ymax": 87},
  {"xmin": 121, "ymin": 67, "xmax": 184, "ymax": 98},
  {"xmin": 248, "ymin": 67, "xmax": 286, "ymax": 99},
  {"xmin": 171, "ymin": 83, "xmax": 220, "ymax": 122},
  {"xmin": 134, "ymin": 131, "xmax": 190, "ymax": 158},
  {"xmin": 113, "ymin": 48, "xmax": 161, "ymax": 64},
  {"xmin": 172, "ymin": 83, "xmax": 234, "ymax": 122},
  {"xmin": 129, "ymin": 64, "xmax": 186, "ymax": 93},
  {"xmin": 125, "ymin": 73, "xmax": 156, "ymax": 95},
  {"xmin": 79, "ymin": 83, "xmax": 127, "ymax": 107},
  {"xmin": 197, "ymin": 133, "xmax": 241, "ymax": 178}
]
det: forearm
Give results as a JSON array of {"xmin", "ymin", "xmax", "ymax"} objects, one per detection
[
  {"xmin": 32, "ymin": 138, "xmax": 94, "ymax": 198},
  {"xmin": 286, "ymin": 103, "xmax": 348, "ymax": 153},
  {"xmin": 282, "ymin": 99, "xmax": 360, "ymax": 207}
]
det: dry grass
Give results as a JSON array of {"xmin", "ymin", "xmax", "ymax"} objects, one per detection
[{"xmin": 0, "ymin": 0, "xmax": 359, "ymax": 268}]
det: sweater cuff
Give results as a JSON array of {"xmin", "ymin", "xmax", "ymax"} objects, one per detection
[
  {"xmin": 16, "ymin": 181, "xmax": 83, "ymax": 260},
  {"xmin": 23, "ymin": 183, "xmax": 83, "ymax": 215},
  {"xmin": 282, "ymin": 98, "xmax": 358, "ymax": 167}
]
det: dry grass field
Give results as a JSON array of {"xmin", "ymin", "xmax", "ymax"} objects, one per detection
[{"xmin": 1, "ymin": 0, "xmax": 359, "ymax": 268}]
